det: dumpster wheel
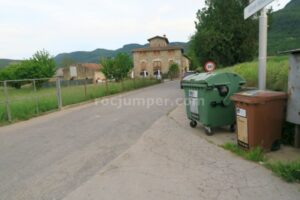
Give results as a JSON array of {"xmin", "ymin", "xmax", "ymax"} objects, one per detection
[
  {"xmin": 205, "ymin": 127, "xmax": 213, "ymax": 136},
  {"xmin": 190, "ymin": 120, "xmax": 197, "ymax": 128}
]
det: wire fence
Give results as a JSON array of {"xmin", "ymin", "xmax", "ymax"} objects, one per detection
[{"xmin": 0, "ymin": 77, "xmax": 160, "ymax": 125}]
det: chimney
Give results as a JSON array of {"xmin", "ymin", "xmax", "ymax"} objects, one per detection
[{"xmin": 163, "ymin": 34, "xmax": 166, "ymax": 38}]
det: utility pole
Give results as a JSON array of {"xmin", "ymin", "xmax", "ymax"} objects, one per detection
[
  {"xmin": 244, "ymin": 0, "xmax": 274, "ymax": 90},
  {"xmin": 258, "ymin": 8, "xmax": 268, "ymax": 90}
]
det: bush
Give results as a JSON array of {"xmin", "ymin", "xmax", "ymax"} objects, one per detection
[
  {"xmin": 168, "ymin": 63, "xmax": 180, "ymax": 80},
  {"xmin": 0, "ymin": 50, "xmax": 56, "ymax": 88}
]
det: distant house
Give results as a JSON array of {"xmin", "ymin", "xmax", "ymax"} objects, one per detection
[
  {"xmin": 132, "ymin": 35, "xmax": 190, "ymax": 78},
  {"xmin": 62, "ymin": 63, "xmax": 106, "ymax": 82}
]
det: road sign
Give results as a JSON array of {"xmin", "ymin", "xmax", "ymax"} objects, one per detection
[
  {"xmin": 244, "ymin": 0, "xmax": 274, "ymax": 19},
  {"xmin": 204, "ymin": 61, "xmax": 216, "ymax": 72}
]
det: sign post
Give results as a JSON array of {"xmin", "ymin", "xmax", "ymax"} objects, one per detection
[{"xmin": 244, "ymin": 0, "xmax": 274, "ymax": 90}]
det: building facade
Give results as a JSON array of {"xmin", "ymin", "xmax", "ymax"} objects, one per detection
[
  {"xmin": 62, "ymin": 63, "xmax": 106, "ymax": 82},
  {"xmin": 132, "ymin": 35, "xmax": 190, "ymax": 78}
]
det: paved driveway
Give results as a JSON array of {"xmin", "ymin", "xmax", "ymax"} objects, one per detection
[{"xmin": 0, "ymin": 81, "xmax": 182, "ymax": 200}]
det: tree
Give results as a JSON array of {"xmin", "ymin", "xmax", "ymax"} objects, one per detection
[
  {"xmin": 0, "ymin": 50, "xmax": 56, "ymax": 88},
  {"xmin": 168, "ymin": 63, "xmax": 180, "ymax": 80},
  {"xmin": 189, "ymin": 0, "xmax": 258, "ymax": 67},
  {"xmin": 101, "ymin": 53, "xmax": 133, "ymax": 81}
]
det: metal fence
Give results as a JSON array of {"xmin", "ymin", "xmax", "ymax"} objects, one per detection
[{"xmin": 0, "ymin": 77, "xmax": 159, "ymax": 125}]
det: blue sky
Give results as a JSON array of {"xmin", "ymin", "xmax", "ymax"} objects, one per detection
[{"xmin": 0, "ymin": 0, "xmax": 291, "ymax": 59}]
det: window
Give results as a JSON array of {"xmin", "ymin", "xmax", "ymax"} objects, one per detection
[{"xmin": 153, "ymin": 61, "xmax": 161, "ymax": 68}]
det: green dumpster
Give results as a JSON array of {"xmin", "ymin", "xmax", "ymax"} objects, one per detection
[{"xmin": 182, "ymin": 72, "xmax": 246, "ymax": 135}]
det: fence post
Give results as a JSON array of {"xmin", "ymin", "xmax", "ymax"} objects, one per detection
[
  {"xmin": 56, "ymin": 77, "xmax": 63, "ymax": 110},
  {"xmin": 3, "ymin": 81, "xmax": 12, "ymax": 122},
  {"xmin": 84, "ymin": 78, "xmax": 87, "ymax": 97},
  {"xmin": 105, "ymin": 80, "xmax": 109, "ymax": 95},
  {"xmin": 33, "ymin": 80, "xmax": 39, "ymax": 114}
]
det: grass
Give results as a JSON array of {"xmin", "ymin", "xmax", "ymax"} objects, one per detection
[
  {"xmin": 223, "ymin": 143, "xmax": 266, "ymax": 162},
  {"xmin": 0, "ymin": 78, "xmax": 160, "ymax": 125},
  {"xmin": 223, "ymin": 143, "xmax": 300, "ymax": 183},
  {"xmin": 221, "ymin": 56, "xmax": 289, "ymax": 92},
  {"xmin": 266, "ymin": 161, "xmax": 300, "ymax": 183}
]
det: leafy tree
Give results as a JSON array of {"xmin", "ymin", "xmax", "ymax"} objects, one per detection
[
  {"xmin": 168, "ymin": 63, "xmax": 180, "ymax": 80},
  {"xmin": 189, "ymin": 0, "xmax": 258, "ymax": 67},
  {"xmin": 0, "ymin": 50, "xmax": 56, "ymax": 88},
  {"xmin": 101, "ymin": 53, "xmax": 133, "ymax": 81},
  {"xmin": 101, "ymin": 57, "xmax": 115, "ymax": 80}
]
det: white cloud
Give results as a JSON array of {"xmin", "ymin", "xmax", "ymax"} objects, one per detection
[{"xmin": 0, "ymin": 0, "xmax": 290, "ymax": 59}]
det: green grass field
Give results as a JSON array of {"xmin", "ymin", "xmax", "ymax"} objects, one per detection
[
  {"xmin": 222, "ymin": 56, "xmax": 289, "ymax": 92},
  {"xmin": 0, "ymin": 78, "xmax": 160, "ymax": 125}
]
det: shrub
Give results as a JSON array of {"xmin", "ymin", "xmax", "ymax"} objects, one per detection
[{"xmin": 168, "ymin": 63, "xmax": 180, "ymax": 80}]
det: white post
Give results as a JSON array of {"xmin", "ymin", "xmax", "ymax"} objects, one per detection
[{"xmin": 258, "ymin": 8, "xmax": 268, "ymax": 90}]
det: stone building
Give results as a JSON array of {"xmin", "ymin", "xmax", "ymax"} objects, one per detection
[
  {"xmin": 132, "ymin": 35, "xmax": 190, "ymax": 78},
  {"xmin": 62, "ymin": 63, "xmax": 106, "ymax": 82}
]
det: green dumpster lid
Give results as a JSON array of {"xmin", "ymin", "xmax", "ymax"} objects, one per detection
[{"xmin": 182, "ymin": 72, "xmax": 245, "ymax": 87}]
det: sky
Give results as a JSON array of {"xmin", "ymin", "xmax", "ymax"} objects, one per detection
[{"xmin": 0, "ymin": 0, "xmax": 291, "ymax": 59}]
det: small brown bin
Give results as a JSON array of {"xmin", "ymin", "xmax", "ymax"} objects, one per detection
[{"xmin": 231, "ymin": 90, "xmax": 287, "ymax": 151}]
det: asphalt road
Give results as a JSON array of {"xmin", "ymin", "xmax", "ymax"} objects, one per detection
[{"xmin": 0, "ymin": 81, "xmax": 182, "ymax": 200}]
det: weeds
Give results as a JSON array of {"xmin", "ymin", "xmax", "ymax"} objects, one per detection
[
  {"xmin": 223, "ymin": 143, "xmax": 265, "ymax": 162},
  {"xmin": 223, "ymin": 142, "xmax": 300, "ymax": 183},
  {"xmin": 266, "ymin": 161, "xmax": 300, "ymax": 183}
]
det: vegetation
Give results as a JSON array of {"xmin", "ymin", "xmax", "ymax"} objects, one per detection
[
  {"xmin": 0, "ymin": 59, "xmax": 22, "ymax": 69},
  {"xmin": 189, "ymin": 0, "xmax": 258, "ymax": 68},
  {"xmin": 268, "ymin": 0, "xmax": 300, "ymax": 54},
  {"xmin": 223, "ymin": 143, "xmax": 265, "ymax": 162},
  {"xmin": 0, "ymin": 50, "xmax": 56, "ymax": 88},
  {"xmin": 223, "ymin": 143, "xmax": 300, "ymax": 183},
  {"xmin": 222, "ymin": 56, "xmax": 289, "ymax": 92},
  {"xmin": 54, "ymin": 42, "xmax": 189, "ymax": 67},
  {"xmin": 266, "ymin": 161, "xmax": 300, "ymax": 183},
  {"xmin": 0, "ymin": 78, "xmax": 159, "ymax": 125},
  {"xmin": 168, "ymin": 63, "xmax": 180, "ymax": 80},
  {"xmin": 101, "ymin": 53, "xmax": 133, "ymax": 81}
]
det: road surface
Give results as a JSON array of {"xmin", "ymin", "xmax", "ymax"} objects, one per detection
[{"xmin": 0, "ymin": 81, "xmax": 182, "ymax": 200}]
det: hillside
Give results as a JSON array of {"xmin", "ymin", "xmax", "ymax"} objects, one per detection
[
  {"xmin": 268, "ymin": 0, "xmax": 300, "ymax": 54},
  {"xmin": 55, "ymin": 42, "xmax": 189, "ymax": 67},
  {"xmin": 0, "ymin": 59, "xmax": 21, "ymax": 69}
]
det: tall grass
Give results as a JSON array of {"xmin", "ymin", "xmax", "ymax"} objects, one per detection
[
  {"xmin": 222, "ymin": 56, "xmax": 289, "ymax": 91},
  {"xmin": 0, "ymin": 78, "xmax": 160, "ymax": 125}
]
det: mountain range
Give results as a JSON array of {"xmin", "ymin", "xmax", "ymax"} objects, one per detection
[
  {"xmin": 55, "ymin": 42, "xmax": 189, "ymax": 67},
  {"xmin": 0, "ymin": 0, "xmax": 299, "ymax": 68}
]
